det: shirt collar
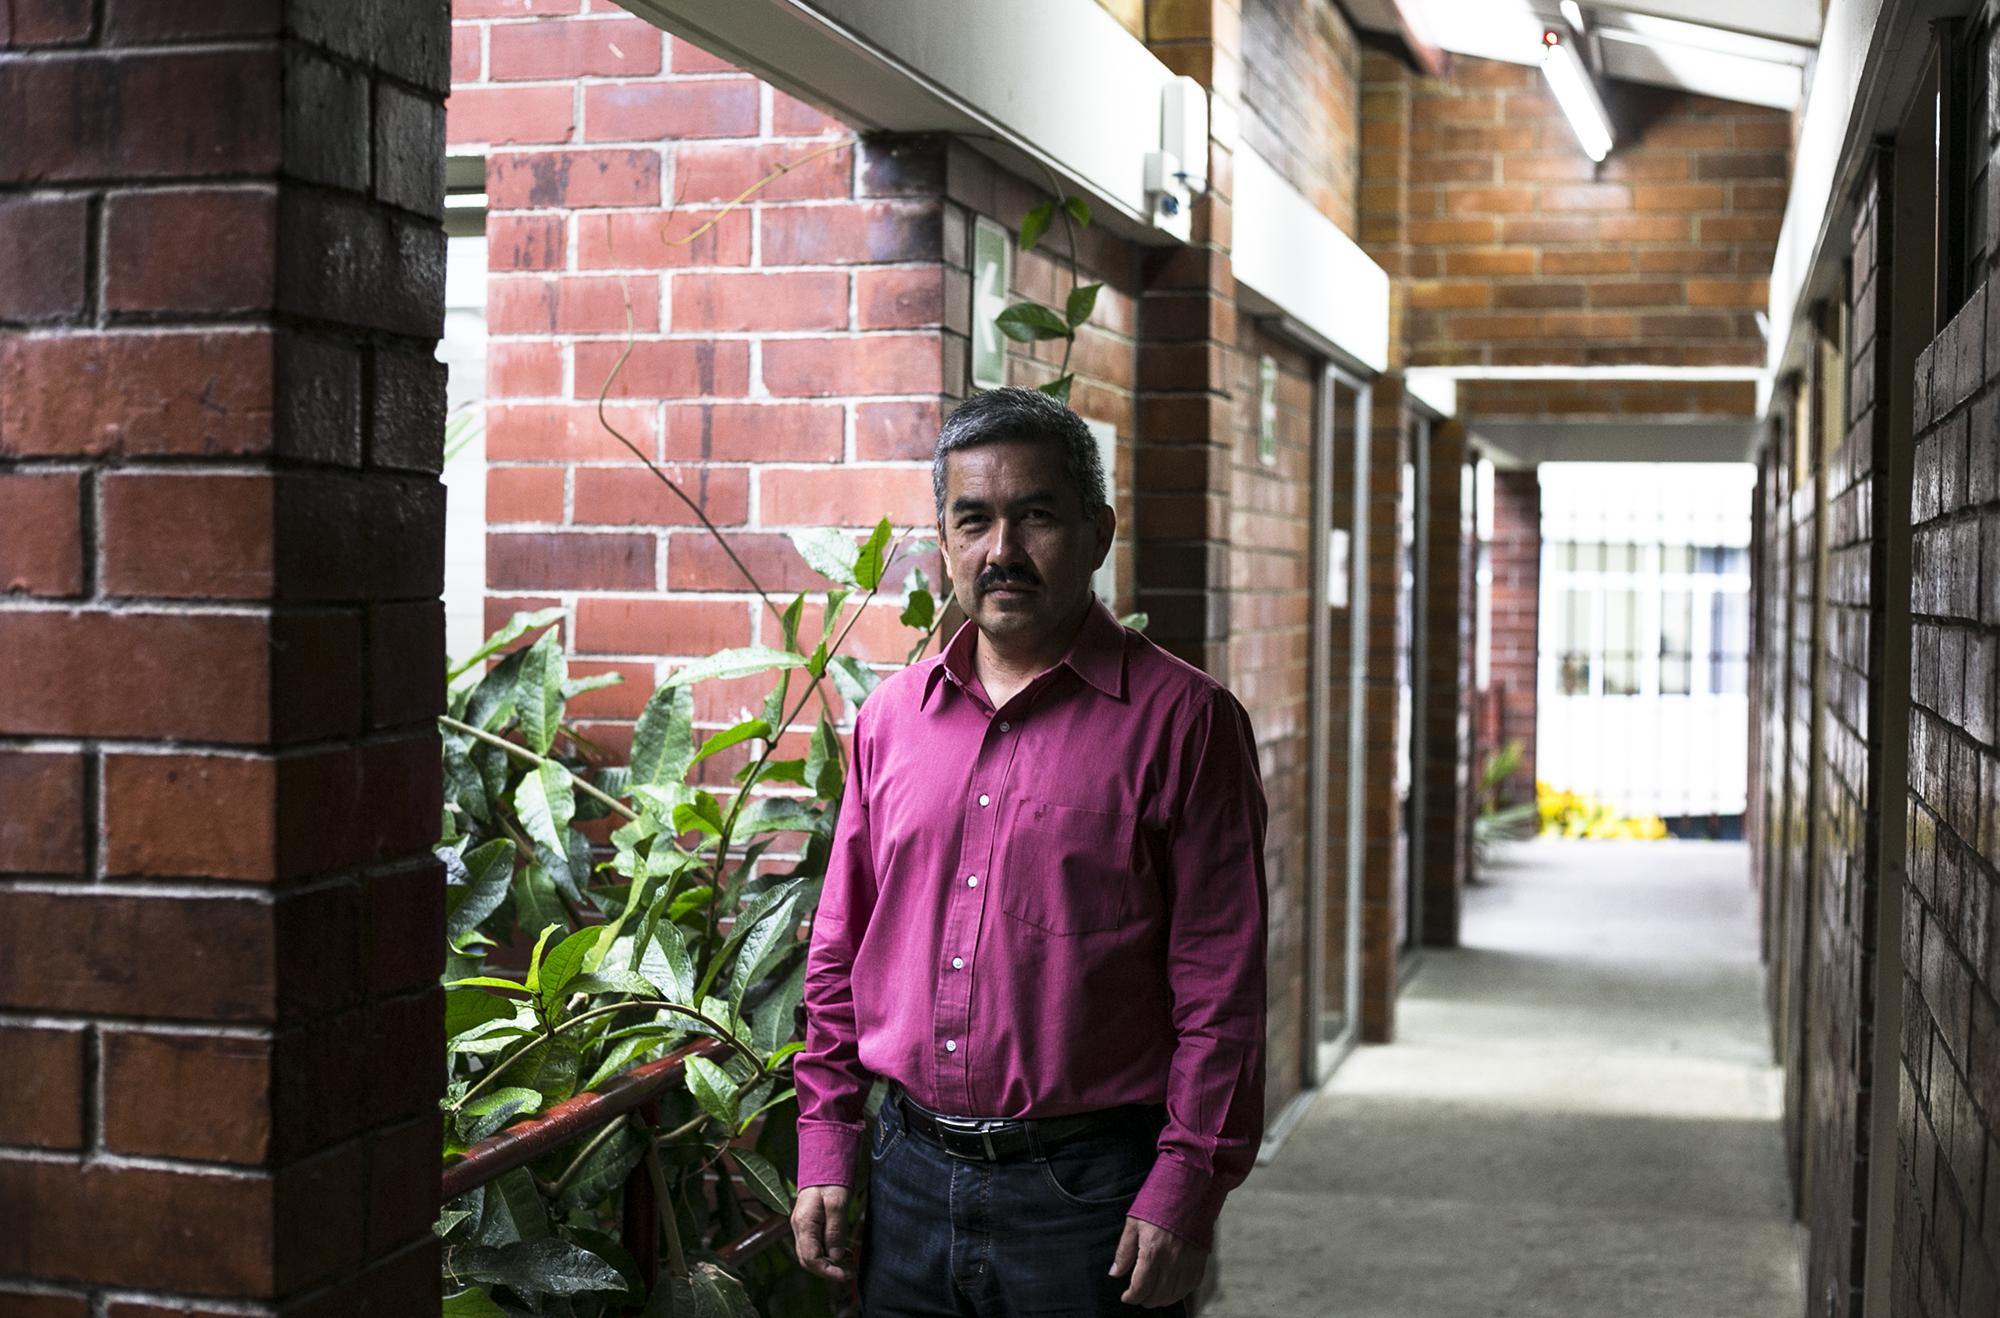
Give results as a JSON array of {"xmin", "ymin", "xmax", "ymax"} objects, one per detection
[{"xmin": 920, "ymin": 597, "xmax": 1128, "ymax": 710}]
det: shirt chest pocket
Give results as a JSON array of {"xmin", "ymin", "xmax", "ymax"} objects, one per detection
[{"xmin": 1000, "ymin": 800, "xmax": 1139, "ymax": 936}]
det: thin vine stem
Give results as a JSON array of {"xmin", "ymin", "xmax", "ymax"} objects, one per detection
[
  {"xmin": 439, "ymin": 715, "xmax": 639, "ymax": 822},
  {"xmin": 703, "ymin": 531, "xmax": 914, "ymax": 951},
  {"xmin": 546, "ymin": 1112, "xmax": 629, "ymax": 1198}
]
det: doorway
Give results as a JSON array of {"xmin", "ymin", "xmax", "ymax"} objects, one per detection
[{"xmin": 1309, "ymin": 366, "xmax": 1373, "ymax": 1083}]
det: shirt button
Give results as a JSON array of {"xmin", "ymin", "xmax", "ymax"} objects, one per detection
[
  {"xmin": 966, "ymin": 875, "xmax": 979, "ymax": 888},
  {"xmin": 977, "ymin": 793, "xmax": 990, "ymax": 807},
  {"xmin": 999, "ymin": 721, "xmax": 1011, "ymax": 732},
  {"xmin": 945, "ymin": 1039, "xmax": 958, "ymax": 1052},
  {"xmin": 951, "ymin": 956, "xmax": 965, "ymax": 969}
]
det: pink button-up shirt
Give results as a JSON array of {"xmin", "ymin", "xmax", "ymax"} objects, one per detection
[{"xmin": 797, "ymin": 599, "xmax": 1268, "ymax": 1249}]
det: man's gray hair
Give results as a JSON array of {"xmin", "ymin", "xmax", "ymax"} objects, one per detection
[{"xmin": 931, "ymin": 387, "xmax": 1108, "ymax": 522}]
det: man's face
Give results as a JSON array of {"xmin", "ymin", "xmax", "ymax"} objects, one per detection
[{"xmin": 937, "ymin": 438, "xmax": 1115, "ymax": 652}]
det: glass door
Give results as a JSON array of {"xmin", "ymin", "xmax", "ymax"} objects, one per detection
[{"xmin": 1309, "ymin": 366, "xmax": 1371, "ymax": 1081}]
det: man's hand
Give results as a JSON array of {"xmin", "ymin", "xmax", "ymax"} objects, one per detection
[
  {"xmin": 1110, "ymin": 1216, "xmax": 1208, "ymax": 1308},
  {"xmin": 791, "ymin": 1184, "xmax": 854, "ymax": 1284}
]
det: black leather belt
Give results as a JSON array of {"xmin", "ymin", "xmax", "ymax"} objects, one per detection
[{"xmin": 891, "ymin": 1088, "xmax": 1157, "ymax": 1163}]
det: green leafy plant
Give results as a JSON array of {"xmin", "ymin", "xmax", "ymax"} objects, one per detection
[
  {"xmin": 437, "ymin": 522, "xmax": 945, "ymax": 1317},
  {"xmin": 997, "ymin": 193, "xmax": 1096, "ymax": 405},
  {"xmin": 1471, "ymin": 740, "xmax": 1536, "ymax": 869}
]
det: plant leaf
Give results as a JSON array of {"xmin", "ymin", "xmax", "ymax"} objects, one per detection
[
  {"xmin": 513, "ymin": 862, "xmax": 565, "ymax": 940},
  {"xmin": 449, "ymin": 606, "xmax": 566, "ymax": 683},
  {"xmin": 828, "ymin": 655, "xmax": 881, "ymax": 710},
  {"xmin": 514, "ymin": 762, "xmax": 576, "ymax": 863},
  {"xmin": 729, "ymin": 887, "xmax": 805, "ymax": 1008},
  {"xmin": 751, "ymin": 960, "xmax": 806, "ymax": 1056},
  {"xmin": 996, "ymin": 301, "xmax": 1071, "ymax": 342},
  {"xmin": 446, "ymin": 989, "xmax": 519, "ymax": 1038},
  {"xmin": 734, "ymin": 796, "xmax": 824, "ymax": 839},
  {"xmin": 556, "ymin": 1123, "xmax": 649, "ymax": 1214},
  {"xmin": 1064, "ymin": 195, "xmax": 1092, "ymax": 227},
  {"xmin": 788, "ymin": 528, "xmax": 862, "ymax": 587},
  {"xmin": 446, "ymin": 838, "xmax": 516, "ymax": 941},
  {"xmin": 854, "ymin": 518, "xmax": 893, "ymax": 590},
  {"xmin": 517, "ymin": 629, "xmax": 566, "ymax": 756},
  {"xmin": 899, "ymin": 568, "xmax": 935, "ymax": 632},
  {"xmin": 664, "ymin": 646, "xmax": 809, "ymax": 690},
  {"xmin": 446, "ymin": 975, "xmax": 530, "ymax": 994},
  {"xmin": 689, "ymin": 718, "xmax": 772, "ymax": 769},
  {"xmin": 565, "ymin": 969, "xmax": 657, "ymax": 998},
  {"xmin": 780, "ymin": 592, "xmax": 806, "ymax": 651},
  {"xmin": 631, "ymin": 684, "xmax": 696, "ymax": 787},
  {"xmin": 441, "ymin": 1289, "xmax": 509, "ymax": 1318},
  {"xmin": 639, "ymin": 919, "xmax": 698, "ymax": 1002},
  {"xmin": 1065, "ymin": 281, "xmax": 1102, "ymax": 328},
  {"xmin": 561, "ymin": 671, "xmax": 624, "ymax": 700},
  {"xmin": 805, "ymin": 714, "xmax": 843, "ymax": 801},
  {"xmin": 465, "ymin": 646, "xmax": 533, "ymax": 733},
  {"xmin": 672, "ymin": 791, "xmax": 726, "ymax": 838},
  {"xmin": 1118, "ymin": 611, "xmax": 1150, "ymax": 632},
  {"xmin": 455, "ymin": 1239, "xmax": 628, "ymax": 1296},
  {"xmin": 537, "ymin": 926, "xmax": 604, "ymax": 1013},
  {"xmin": 522, "ymin": 923, "xmax": 562, "ymax": 996},
  {"xmin": 456, "ymin": 1087, "xmax": 543, "ymax": 1145},
  {"xmin": 685, "ymin": 1054, "xmax": 741, "ymax": 1128},
  {"xmin": 732, "ymin": 1148, "xmax": 792, "ymax": 1214},
  {"xmin": 1019, "ymin": 200, "xmax": 1053, "ymax": 252},
  {"xmin": 1038, "ymin": 374, "xmax": 1075, "ymax": 404}
]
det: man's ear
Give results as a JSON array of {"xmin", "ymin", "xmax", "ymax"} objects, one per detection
[
  {"xmin": 936, "ymin": 521, "xmax": 953, "ymax": 587},
  {"xmin": 1091, "ymin": 505, "xmax": 1116, "ymax": 570}
]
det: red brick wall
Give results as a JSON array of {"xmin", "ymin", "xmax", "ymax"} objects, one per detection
[
  {"xmin": 1240, "ymin": 0, "xmax": 1361, "ymax": 236},
  {"xmin": 1405, "ymin": 56, "xmax": 1788, "ymax": 372},
  {"xmin": 450, "ymin": 5, "xmax": 944, "ymax": 752},
  {"xmin": 449, "ymin": 3, "xmax": 1151, "ymax": 757},
  {"xmin": 0, "ymin": 1, "xmax": 448, "ymax": 1310},
  {"xmin": 1229, "ymin": 326, "xmax": 1319, "ymax": 1111}
]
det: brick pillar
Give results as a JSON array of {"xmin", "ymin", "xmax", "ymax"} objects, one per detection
[
  {"xmin": 1356, "ymin": 377, "xmax": 1410, "ymax": 1042},
  {"xmin": 1420, "ymin": 421, "xmax": 1471, "ymax": 946},
  {"xmin": 1134, "ymin": 0, "xmax": 1239, "ymax": 679},
  {"xmin": 1488, "ymin": 467, "xmax": 1541, "ymax": 804},
  {"xmin": 0, "ymin": 3, "xmax": 448, "ymax": 1312}
]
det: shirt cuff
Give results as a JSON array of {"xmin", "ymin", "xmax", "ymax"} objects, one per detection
[
  {"xmin": 1128, "ymin": 1152, "xmax": 1230, "ymax": 1252},
  {"xmin": 796, "ymin": 1118, "xmax": 865, "ymax": 1189}
]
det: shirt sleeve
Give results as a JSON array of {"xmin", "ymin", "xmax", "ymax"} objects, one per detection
[
  {"xmin": 795, "ymin": 702, "xmax": 880, "ymax": 1189},
  {"xmin": 1127, "ymin": 687, "xmax": 1269, "ymax": 1251}
]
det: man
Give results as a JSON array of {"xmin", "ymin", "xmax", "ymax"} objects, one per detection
[{"xmin": 790, "ymin": 387, "xmax": 1269, "ymax": 1316}]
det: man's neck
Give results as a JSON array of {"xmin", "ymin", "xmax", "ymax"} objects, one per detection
[{"xmin": 971, "ymin": 599, "xmax": 1092, "ymax": 709}]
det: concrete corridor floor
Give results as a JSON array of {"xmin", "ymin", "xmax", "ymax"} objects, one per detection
[{"xmin": 1207, "ymin": 840, "xmax": 1805, "ymax": 1318}]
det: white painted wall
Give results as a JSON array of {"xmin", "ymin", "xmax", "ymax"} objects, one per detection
[{"xmin": 1232, "ymin": 146, "xmax": 1392, "ymax": 376}]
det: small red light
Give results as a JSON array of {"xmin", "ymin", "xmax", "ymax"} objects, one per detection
[{"xmin": 1543, "ymin": 29, "xmax": 1561, "ymax": 45}]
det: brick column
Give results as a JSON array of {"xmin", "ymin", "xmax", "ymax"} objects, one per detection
[
  {"xmin": 1135, "ymin": 0, "xmax": 1240, "ymax": 678},
  {"xmin": 0, "ymin": 3, "xmax": 448, "ymax": 1312},
  {"xmin": 1419, "ymin": 421, "xmax": 1471, "ymax": 946},
  {"xmin": 1488, "ymin": 467, "xmax": 1541, "ymax": 804}
]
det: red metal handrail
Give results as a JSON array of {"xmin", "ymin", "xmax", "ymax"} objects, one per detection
[
  {"xmin": 442, "ymin": 1035, "xmax": 804, "ymax": 1298},
  {"xmin": 443, "ymin": 1038, "xmax": 727, "ymax": 1199}
]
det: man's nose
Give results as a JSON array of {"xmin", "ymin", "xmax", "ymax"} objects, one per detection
[{"xmin": 989, "ymin": 516, "xmax": 1029, "ymax": 562}]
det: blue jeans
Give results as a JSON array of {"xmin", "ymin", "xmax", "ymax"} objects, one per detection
[{"xmin": 860, "ymin": 1094, "xmax": 1192, "ymax": 1318}]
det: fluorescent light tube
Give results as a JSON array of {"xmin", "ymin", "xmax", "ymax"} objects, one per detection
[
  {"xmin": 1540, "ymin": 32, "xmax": 1614, "ymax": 162},
  {"xmin": 1560, "ymin": 0, "xmax": 1584, "ymax": 31}
]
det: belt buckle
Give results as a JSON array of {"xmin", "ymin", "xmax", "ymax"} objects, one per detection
[{"xmin": 934, "ymin": 1114, "xmax": 1002, "ymax": 1162}]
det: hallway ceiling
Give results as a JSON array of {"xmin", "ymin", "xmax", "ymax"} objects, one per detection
[{"xmin": 1345, "ymin": 0, "xmax": 1820, "ymax": 110}]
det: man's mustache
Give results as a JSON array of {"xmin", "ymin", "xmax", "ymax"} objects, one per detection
[{"xmin": 976, "ymin": 565, "xmax": 1041, "ymax": 593}]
